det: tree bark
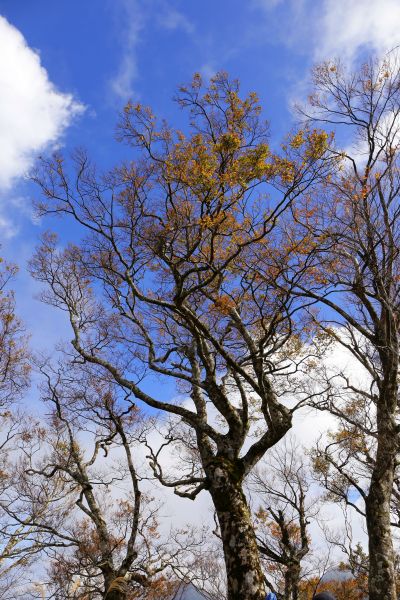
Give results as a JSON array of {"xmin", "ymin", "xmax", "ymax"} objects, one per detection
[
  {"xmin": 104, "ymin": 574, "xmax": 128, "ymax": 600},
  {"xmin": 105, "ymin": 590, "xmax": 126, "ymax": 600},
  {"xmin": 285, "ymin": 562, "xmax": 301, "ymax": 600},
  {"xmin": 366, "ymin": 391, "xmax": 398, "ymax": 600},
  {"xmin": 207, "ymin": 460, "xmax": 266, "ymax": 600}
]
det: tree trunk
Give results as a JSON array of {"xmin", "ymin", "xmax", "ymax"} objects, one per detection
[
  {"xmin": 104, "ymin": 575, "xmax": 127, "ymax": 600},
  {"xmin": 105, "ymin": 591, "xmax": 125, "ymax": 600},
  {"xmin": 285, "ymin": 562, "xmax": 301, "ymax": 600},
  {"xmin": 366, "ymin": 403, "xmax": 397, "ymax": 600},
  {"xmin": 207, "ymin": 460, "xmax": 266, "ymax": 600}
]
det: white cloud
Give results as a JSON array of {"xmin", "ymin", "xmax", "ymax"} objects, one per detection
[
  {"xmin": 0, "ymin": 214, "xmax": 18, "ymax": 239},
  {"xmin": 131, "ymin": 341, "xmax": 371, "ymax": 553},
  {"xmin": 0, "ymin": 15, "xmax": 84, "ymax": 191},
  {"xmin": 111, "ymin": 0, "xmax": 194, "ymax": 102},
  {"xmin": 159, "ymin": 8, "xmax": 193, "ymax": 34},
  {"xmin": 316, "ymin": 0, "xmax": 400, "ymax": 63},
  {"xmin": 199, "ymin": 63, "xmax": 218, "ymax": 81},
  {"xmin": 255, "ymin": 0, "xmax": 400, "ymax": 65},
  {"xmin": 111, "ymin": 0, "xmax": 144, "ymax": 101},
  {"xmin": 0, "ymin": 195, "xmax": 41, "ymax": 240}
]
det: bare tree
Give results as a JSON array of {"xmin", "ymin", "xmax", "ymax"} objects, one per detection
[
  {"xmin": 6, "ymin": 361, "xmax": 202, "ymax": 600},
  {"xmin": 0, "ymin": 412, "xmax": 46, "ymax": 599},
  {"xmin": 0, "ymin": 256, "xmax": 29, "ymax": 406},
  {"xmin": 0, "ymin": 257, "xmax": 31, "ymax": 595},
  {"xmin": 30, "ymin": 73, "xmax": 332, "ymax": 600},
  {"xmin": 285, "ymin": 52, "xmax": 400, "ymax": 599},
  {"xmin": 321, "ymin": 512, "xmax": 369, "ymax": 600},
  {"xmin": 248, "ymin": 439, "xmax": 317, "ymax": 600}
]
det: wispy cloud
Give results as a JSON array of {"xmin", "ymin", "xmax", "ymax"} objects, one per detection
[
  {"xmin": 0, "ymin": 195, "xmax": 41, "ymax": 240},
  {"xmin": 110, "ymin": 0, "xmax": 144, "ymax": 101},
  {"xmin": 316, "ymin": 0, "xmax": 400, "ymax": 63},
  {"xmin": 0, "ymin": 215, "xmax": 18, "ymax": 240},
  {"xmin": 0, "ymin": 15, "xmax": 85, "ymax": 192},
  {"xmin": 198, "ymin": 63, "xmax": 218, "ymax": 81},
  {"xmin": 255, "ymin": 0, "xmax": 400, "ymax": 65},
  {"xmin": 158, "ymin": 7, "xmax": 194, "ymax": 34},
  {"xmin": 111, "ymin": 0, "xmax": 194, "ymax": 102}
]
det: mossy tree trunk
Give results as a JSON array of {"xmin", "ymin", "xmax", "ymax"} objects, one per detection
[
  {"xmin": 366, "ymin": 363, "xmax": 398, "ymax": 600},
  {"xmin": 207, "ymin": 460, "xmax": 266, "ymax": 600}
]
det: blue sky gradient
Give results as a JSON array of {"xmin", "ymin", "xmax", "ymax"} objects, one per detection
[{"xmin": 0, "ymin": 0, "xmax": 399, "ymax": 352}]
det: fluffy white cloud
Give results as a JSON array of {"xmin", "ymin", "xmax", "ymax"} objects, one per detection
[{"xmin": 0, "ymin": 15, "xmax": 84, "ymax": 191}]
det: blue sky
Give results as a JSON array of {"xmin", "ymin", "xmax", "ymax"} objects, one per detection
[
  {"xmin": 0, "ymin": 0, "xmax": 399, "ymax": 348},
  {"xmin": 0, "ymin": 0, "xmax": 392, "ymax": 549}
]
